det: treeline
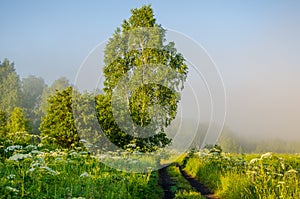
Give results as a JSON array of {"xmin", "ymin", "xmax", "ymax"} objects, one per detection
[
  {"xmin": 0, "ymin": 59, "xmax": 70, "ymax": 144},
  {"xmin": 1, "ymin": 58, "xmax": 299, "ymax": 154},
  {"xmin": 1, "ymin": 5, "xmax": 188, "ymax": 154},
  {"xmin": 0, "ymin": 58, "xmax": 115, "ymax": 154},
  {"xmin": 0, "ymin": 58, "xmax": 111, "ymax": 154}
]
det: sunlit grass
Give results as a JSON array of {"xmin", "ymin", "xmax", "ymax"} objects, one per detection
[
  {"xmin": 0, "ymin": 144, "xmax": 163, "ymax": 198},
  {"xmin": 180, "ymin": 148, "xmax": 300, "ymax": 199},
  {"xmin": 167, "ymin": 165, "xmax": 205, "ymax": 199}
]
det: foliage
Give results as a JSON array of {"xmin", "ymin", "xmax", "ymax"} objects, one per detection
[
  {"xmin": 2, "ymin": 107, "xmax": 33, "ymax": 148},
  {"xmin": 0, "ymin": 59, "xmax": 21, "ymax": 114},
  {"xmin": 166, "ymin": 165, "xmax": 204, "ymax": 199},
  {"xmin": 0, "ymin": 143, "xmax": 163, "ymax": 198},
  {"xmin": 0, "ymin": 108, "xmax": 36, "ymax": 159},
  {"xmin": 72, "ymin": 92, "xmax": 105, "ymax": 152},
  {"xmin": 0, "ymin": 110, "xmax": 8, "ymax": 138},
  {"xmin": 97, "ymin": 5, "xmax": 188, "ymax": 152},
  {"xmin": 21, "ymin": 75, "xmax": 46, "ymax": 111},
  {"xmin": 38, "ymin": 76, "xmax": 69, "ymax": 117},
  {"xmin": 7, "ymin": 107, "xmax": 31, "ymax": 134},
  {"xmin": 181, "ymin": 147, "xmax": 300, "ymax": 199},
  {"xmin": 39, "ymin": 87, "xmax": 81, "ymax": 149},
  {"xmin": 21, "ymin": 75, "xmax": 46, "ymax": 134}
]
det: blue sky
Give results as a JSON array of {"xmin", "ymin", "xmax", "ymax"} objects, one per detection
[
  {"xmin": 1, "ymin": 0, "xmax": 300, "ymax": 140},
  {"xmin": 2, "ymin": 0, "xmax": 299, "ymax": 84}
]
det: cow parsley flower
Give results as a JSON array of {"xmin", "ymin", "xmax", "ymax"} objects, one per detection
[
  {"xmin": 27, "ymin": 168, "xmax": 35, "ymax": 173},
  {"xmin": 6, "ymin": 174, "xmax": 16, "ymax": 180},
  {"xmin": 6, "ymin": 186, "xmax": 19, "ymax": 193},
  {"xmin": 40, "ymin": 166, "xmax": 58, "ymax": 175},
  {"xmin": 261, "ymin": 152, "xmax": 272, "ymax": 159},
  {"xmin": 25, "ymin": 145, "xmax": 37, "ymax": 151},
  {"xmin": 80, "ymin": 172, "xmax": 91, "ymax": 178},
  {"xmin": 5, "ymin": 145, "xmax": 22, "ymax": 153},
  {"xmin": 9, "ymin": 153, "xmax": 32, "ymax": 161},
  {"xmin": 249, "ymin": 158, "xmax": 260, "ymax": 164}
]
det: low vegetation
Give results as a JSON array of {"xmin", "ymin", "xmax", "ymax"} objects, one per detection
[
  {"xmin": 0, "ymin": 144, "xmax": 162, "ymax": 199},
  {"xmin": 180, "ymin": 147, "xmax": 300, "ymax": 199},
  {"xmin": 167, "ymin": 165, "xmax": 204, "ymax": 199}
]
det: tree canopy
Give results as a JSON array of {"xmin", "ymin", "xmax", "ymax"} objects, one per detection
[
  {"xmin": 38, "ymin": 76, "xmax": 69, "ymax": 116},
  {"xmin": 39, "ymin": 86, "xmax": 80, "ymax": 148},
  {"xmin": 7, "ymin": 107, "xmax": 30, "ymax": 134},
  {"xmin": 21, "ymin": 75, "xmax": 47, "ymax": 134},
  {"xmin": 97, "ymin": 5, "xmax": 188, "ymax": 152},
  {"xmin": 0, "ymin": 59, "xmax": 21, "ymax": 114}
]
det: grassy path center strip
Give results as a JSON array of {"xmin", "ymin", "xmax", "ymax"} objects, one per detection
[{"xmin": 177, "ymin": 165, "xmax": 219, "ymax": 199}]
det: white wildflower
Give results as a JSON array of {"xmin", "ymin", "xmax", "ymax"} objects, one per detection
[
  {"xmin": 30, "ymin": 150, "xmax": 42, "ymax": 155},
  {"xmin": 261, "ymin": 152, "xmax": 272, "ymax": 159},
  {"xmin": 6, "ymin": 174, "xmax": 16, "ymax": 180},
  {"xmin": 131, "ymin": 160, "xmax": 138, "ymax": 164},
  {"xmin": 80, "ymin": 172, "xmax": 91, "ymax": 178},
  {"xmin": 79, "ymin": 151, "xmax": 88, "ymax": 155},
  {"xmin": 249, "ymin": 158, "xmax": 260, "ymax": 164},
  {"xmin": 27, "ymin": 168, "xmax": 35, "ymax": 173},
  {"xmin": 6, "ymin": 186, "xmax": 19, "ymax": 193},
  {"xmin": 40, "ymin": 166, "xmax": 58, "ymax": 175},
  {"xmin": 97, "ymin": 154, "xmax": 108, "ymax": 159},
  {"xmin": 5, "ymin": 145, "xmax": 22, "ymax": 153},
  {"xmin": 287, "ymin": 169, "xmax": 298, "ymax": 173},
  {"xmin": 31, "ymin": 157, "xmax": 45, "ymax": 167},
  {"xmin": 9, "ymin": 153, "xmax": 32, "ymax": 161},
  {"xmin": 25, "ymin": 145, "xmax": 37, "ymax": 151},
  {"xmin": 55, "ymin": 157, "xmax": 63, "ymax": 162},
  {"xmin": 69, "ymin": 151, "xmax": 78, "ymax": 156}
]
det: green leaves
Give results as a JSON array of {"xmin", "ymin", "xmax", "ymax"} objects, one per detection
[
  {"xmin": 7, "ymin": 107, "xmax": 30, "ymax": 134},
  {"xmin": 39, "ymin": 87, "xmax": 80, "ymax": 149},
  {"xmin": 0, "ymin": 110, "xmax": 8, "ymax": 137},
  {"xmin": 0, "ymin": 144, "xmax": 163, "ymax": 198},
  {"xmin": 98, "ymin": 5, "xmax": 188, "ymax": 152},
  {"xmin": 0, "ymin": 59, "xmax": 21, "ymax": 114}
]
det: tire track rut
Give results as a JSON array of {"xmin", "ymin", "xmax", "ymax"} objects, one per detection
[{"xmin": 158, "ymin": 164, "xmax": 219, "ymax": 199}]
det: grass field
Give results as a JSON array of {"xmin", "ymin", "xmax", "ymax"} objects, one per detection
[
  {"xmin": 180, "ymin": 147, "xmax": 300, "ymax": 199},
  {"xmin": 1, "ymin": 144, "xmax": 300, "ymax": 198},
  {"xmin": 0, "ymin": 145, "xmax": 162, "ymax": 199}
]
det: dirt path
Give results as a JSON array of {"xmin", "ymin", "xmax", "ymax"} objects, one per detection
[
  {"xmin": 158, "ymin": 164, "xmax": 219, "ymax": 199},
  {"xmin": 177, "ymin": 165, "xmax": 219, "ymax": 199},
  {"xmin": 158, "ymin": 166, "xmax": 175, "ymax": 199}
]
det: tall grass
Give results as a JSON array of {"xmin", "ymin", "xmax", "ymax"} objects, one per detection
[
  {"xmin": 181, "ymin": 148, "xmax": 300, "ymax": 199},
  {"xmin": 166, "ymin": 165, "xmax": 204, "ymax": 199},
  {"xmin": 0, "ymin": 144, "xmax": 162, "ymax": 198}
]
